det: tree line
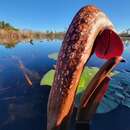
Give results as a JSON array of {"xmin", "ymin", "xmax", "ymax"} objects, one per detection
[{"xmin": 0, "ymin": 21, "xmax": 66, "ymax": 46}]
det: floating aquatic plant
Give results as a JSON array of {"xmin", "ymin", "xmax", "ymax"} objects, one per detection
[
  {"xmin": 40, "ymin": 52, "xmax": 130, "ymax": 113},
  {"xmin": 40, "ymin": 64, "xmax": 119, "ymax": 113}
]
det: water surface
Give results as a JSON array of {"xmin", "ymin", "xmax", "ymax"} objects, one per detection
[{"xmin": 0, "ymin": 40, "xmax": 130, "ymax": 130}]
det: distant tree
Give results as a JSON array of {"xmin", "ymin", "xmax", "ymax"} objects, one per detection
[{"xmin": 0, "ymin": 21, "xmax": 18, "ymax": 31}]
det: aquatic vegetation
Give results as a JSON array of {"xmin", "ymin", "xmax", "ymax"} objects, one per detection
[
  {"xmin": 0, "ymin": 22, "xmax": 65, "ymax": 46},
  {"xmin": 40, "ymin": 65, "xmax": 120, "ymax": 113},
  {"xmin": 0, "ymin": 38, "xmax": 129, "ymax": 130},
  {"xmin": 49, "ymin": 52, "xmax": 130, "ymax": 113},
  {"xmin": 40, "ymin": 67, "xmax": 100, "ymax": 93},
  {"xmin": 40, "ymin": 69, "xmax": 55, "ymax": 86},
  {"xmin": 43, "ymin": 52, "xmax": 130, "ymax": 114}
]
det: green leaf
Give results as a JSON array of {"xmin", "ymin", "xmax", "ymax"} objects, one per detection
[
  {"xmin": 48, "ymin": 52, "xmax": 58, "ymax": 61},
  {"xmin": 40, "ymin": 66, "xmax": 120, "ymax": 113},
  {"xmin": 40, "ymin": 66, "xmax": 117, "ymax": 94},
  {"xmin": 40, "ymin": 69, "xmax": 55, "ymax": 86},
  {"xmin": 40, "ymin": 67, "xmax": 98, "ymax": 91},
  {"xmin": 40, "ymin": 67, "xmax": 118, "ymax": 94},
  {"xmin": 42, "ymin": 51, "xmax": 130, "ymax": 113},
  {"xmin": 77, "ymin": 67, "xmax": 98, "ymax": 94}
]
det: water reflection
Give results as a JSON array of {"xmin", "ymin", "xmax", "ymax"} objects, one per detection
[{"xmin": 0, "ymin": 41, "xmax": 61, "ymax": 130}]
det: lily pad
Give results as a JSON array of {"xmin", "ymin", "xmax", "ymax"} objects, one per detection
[
  {"xmin": 77, "ymin": 67, "xmax": 99, "ymax": 94},
  {"xmin": 40, "ymin": 67, "xmax": 99, "ymax": 94},
  {"xmin": 40, "ymin": 66, "xmax": 120, "ymax": 113},
  {"xmin": 40, "ymin": 67, "xmax": 118, "ymax": 93},
  {"xmin": 40, "ymin": 69, "xmax": 55, "ymax": 86},
  {"xmin": 46, "ymin": 52, "xmax": 130, "ymax": 113}
]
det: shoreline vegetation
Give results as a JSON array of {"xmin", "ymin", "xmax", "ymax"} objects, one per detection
[
  {"xmin": 0, "ymin": 29, "xmax": 65, "ymax": 47},
  {"xmin": 0, "ymin": 21, "xmax": 65, "ymax": 47},
  {"xmin": 0, "ymin": 21, "xmax": 130, "ymax": 48}
]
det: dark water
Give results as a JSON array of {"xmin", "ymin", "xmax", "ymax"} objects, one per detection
[{"xmin": 0, "ymin": 40, "xmax": 130, "ymax": 130}]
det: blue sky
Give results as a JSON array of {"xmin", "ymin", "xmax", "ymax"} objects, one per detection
[{"xmin": 0, "ymin": 0, "xmax": 129, "ymax": 32}]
